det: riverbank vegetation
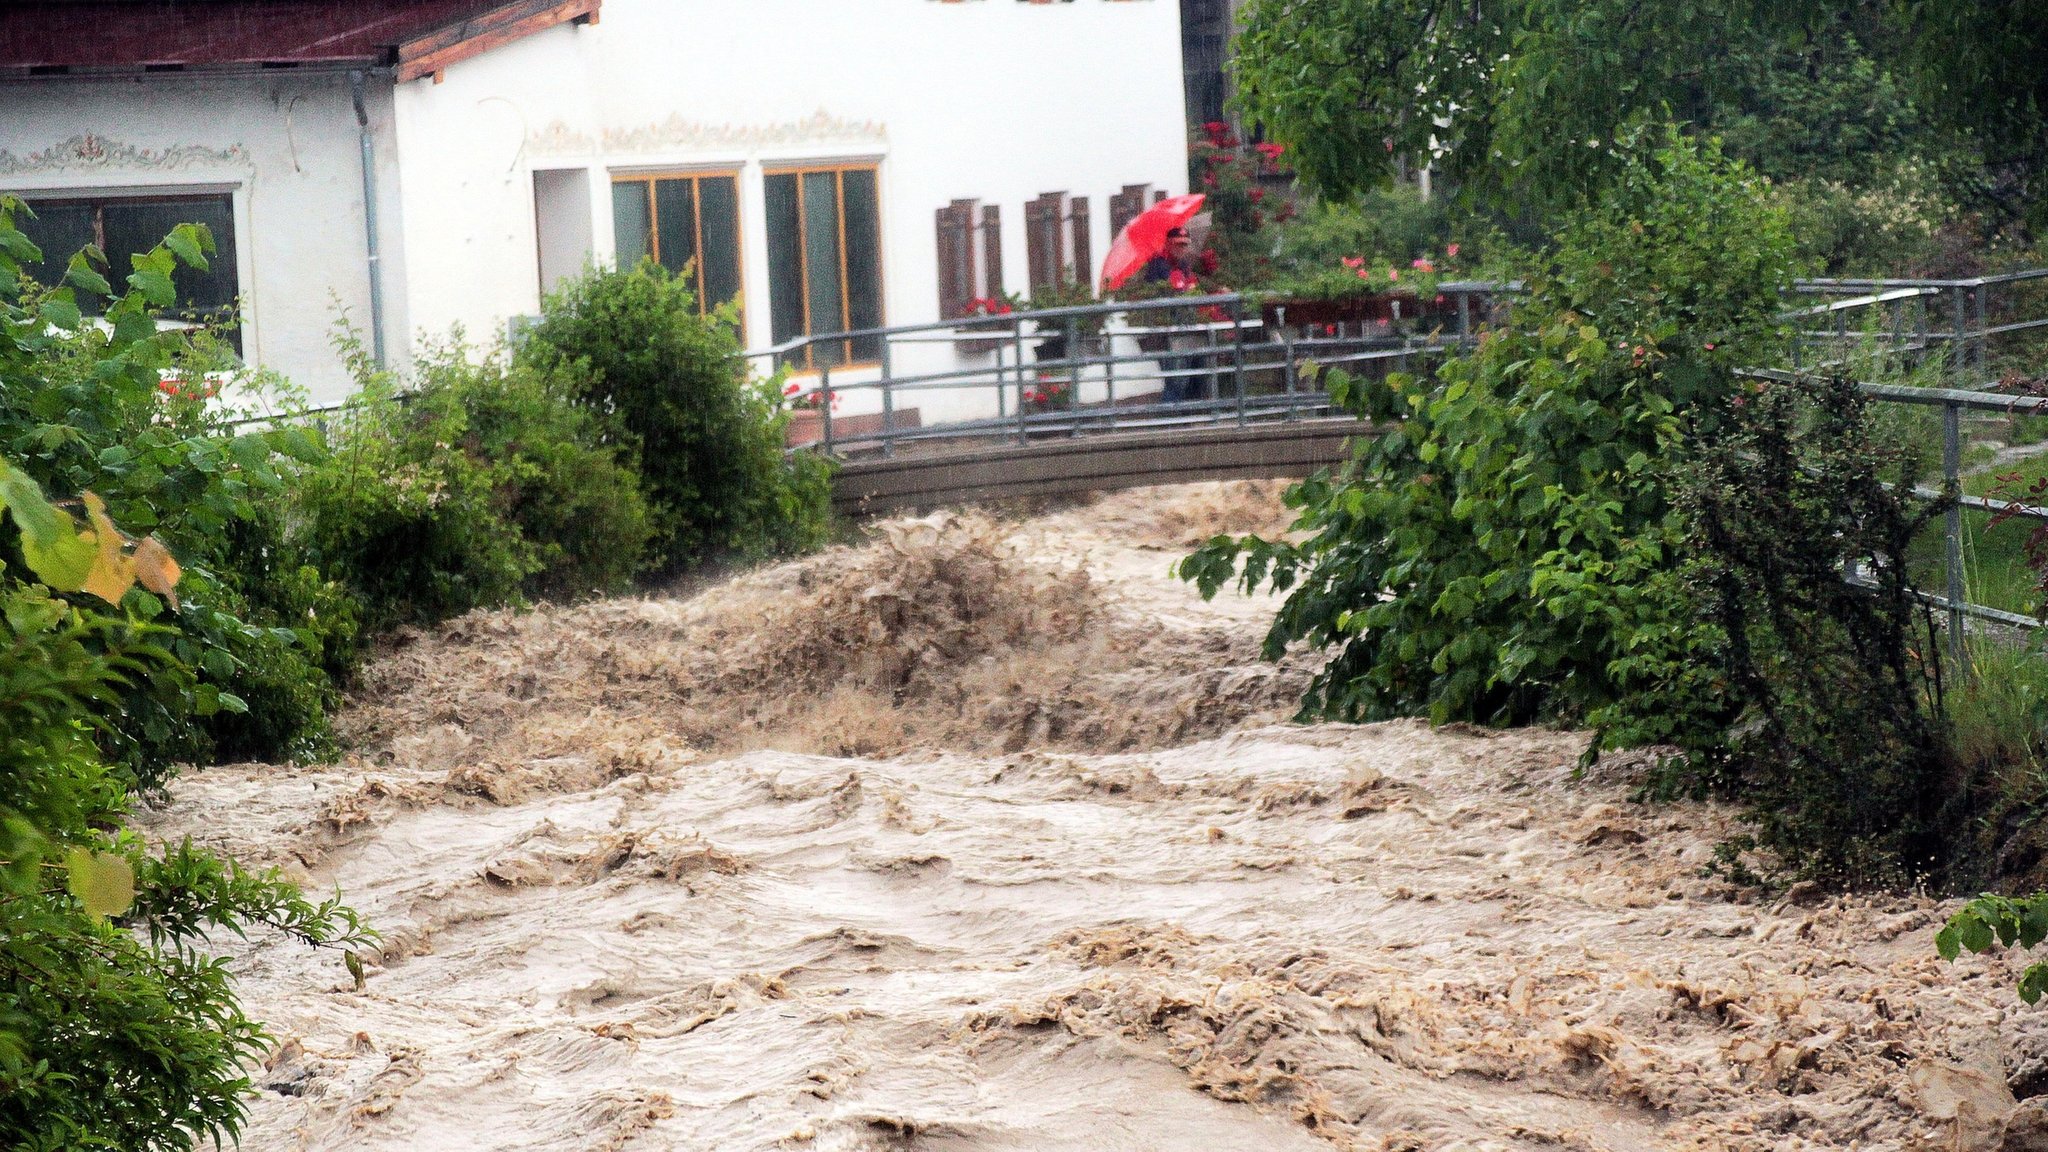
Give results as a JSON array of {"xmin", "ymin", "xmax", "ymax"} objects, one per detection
[{"xmin": 0, "ymin": 195, "xmax": 827, "ymax": 1146}]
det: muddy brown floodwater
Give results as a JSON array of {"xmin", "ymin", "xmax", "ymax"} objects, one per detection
[{"xmin": 144, "ymin": 482, "xmax": 2048, "ymax": 1151}]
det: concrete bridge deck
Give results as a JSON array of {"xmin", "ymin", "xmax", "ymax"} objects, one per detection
[{"xmin": 829, "ymin": 416, "xmax": 1370, "ymax": 514}]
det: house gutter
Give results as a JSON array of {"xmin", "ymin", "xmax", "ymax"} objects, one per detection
[{"xmin": 349, "ymin": 69, "xmax": 388, "ymax": 368}]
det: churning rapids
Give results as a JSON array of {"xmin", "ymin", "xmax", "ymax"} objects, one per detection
[{"xmin": 143, "ymin": 482, "xmax": 2048, "ymax": 1151}]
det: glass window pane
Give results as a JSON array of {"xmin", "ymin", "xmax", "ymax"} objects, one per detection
[
  {"xmin": 697, "ymin": 175, "xmax": 742, "ymax": 319},
  {"xmin": 764, "ymin": 173, "xmax": 806, "ymax": 352},
  {"xmin": 841, "ymin": 169, "xmax": 883, "ymax": 362},
  {"xmin": 16, "ymin": 202, "xmax": 97, "ymax": 301},
  {"xmin": 802, "ymin": 171, "xmax": 844, "ymax": 366},
  {"xmin": 102, "ymin": 196, "xmax": 238, "ymax": 315},
  {"xmin": 612, "ymin": 181, "xmax": 651, "ymax": 269},
  {"xmin": 653, "ymin": 177, "xmax": 698, "ymax": 292}
]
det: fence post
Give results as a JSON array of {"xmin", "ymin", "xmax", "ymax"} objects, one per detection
[
  {"xmin": 1231, "ymin": 298, "xmax": 1247, "ymax": 427},
  {"xmin": 1944, "ymin": 400, "xmax": 1969, "ymax": 678},
  {"xmin": 1066, "ymin": 315, "xmax": 1082, "ymax": 438},
  {"xmin": 1280, "ymin": 306, "xmax": 1298, "ymax": 421},
  {"xmin": 1456, "ymin": 290, "xmax": 1471, "ymax": 344},
  {"xmin": 1976, "ymin": 282, "xmax": 1991, "ymax": 383},
  {"xmin": 1013, "ymin": 321, "xmax": 1028, "ymax": 445},
  {"xmin": 1952, "ymin": 287, "xmax": 1969, "ymax": 378},
  {"xmin": 879, "ymin": 335, "xmax": 894, "ymax": 458},
  {"xmin": 1206, "ymin": 317, "xmax": 1221, "ymax": 424},
  {"xmin": 819, "ymin": 362, "xmax": 834, "ymax": 455}
]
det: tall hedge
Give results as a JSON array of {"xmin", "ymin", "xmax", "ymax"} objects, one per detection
[{"xmin": 516, "ymin": 261, "xmax": 831, "ymax": 574}]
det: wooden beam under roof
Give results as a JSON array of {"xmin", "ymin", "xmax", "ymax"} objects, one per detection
[{"xmin": 397, "ymin": 0, "xmax": 600, "ymax": 84}]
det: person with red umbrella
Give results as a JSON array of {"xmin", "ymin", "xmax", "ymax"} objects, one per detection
[
  {"xmin": 1100, "ymin": 193, "xmax": 1210, "ymax": 405},
  {"xmin": 1099, "ymin": 193, "xmax": 1206, "ymax": 292}
]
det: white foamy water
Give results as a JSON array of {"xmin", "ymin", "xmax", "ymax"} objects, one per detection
[{"xmin": 144, "ymin": 484, "xmax": 2047, "ymax": 1151}]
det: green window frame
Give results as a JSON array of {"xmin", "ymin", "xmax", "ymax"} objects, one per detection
[
  {"xmin": 610, "ymin": 171, "xmax": 744, "ymax": 327},
  {"xmin": 763, "ymin": 164, "xmax": 883, "ymax": 369}
]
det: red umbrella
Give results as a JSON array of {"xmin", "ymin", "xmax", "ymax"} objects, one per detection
[{"xmin": 1099, "ymin": 193, "xmax": 1206, "ymax": 291}]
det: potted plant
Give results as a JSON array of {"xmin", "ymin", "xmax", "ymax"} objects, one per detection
[
  {"xmin": 1253, "ymin": 246, "xmax": 1462, "ymax": 331},
  {"xmin": 955, "ymin": 291, "xmax": 1023, "ymax": 355},
  {"xmin": 782, "ymin": 378, "xmax": 840, "ymax": 447},
  {"xmin": 1021, "ymin": 378, "xmax": 1071, "ymax": 415},
  {"xmin": 1029, "ymin": 278, "xmax": 1108, "ymax": 363}
]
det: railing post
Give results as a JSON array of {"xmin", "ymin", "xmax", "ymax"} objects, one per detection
[
  {"xmin": 1231, "ymin": 298, "xmax": 1247, "ymax": 427},
  {"xmin": 1456, "ymin": 290, "xmax": 1471, "ymax": 344},
  {"xmin": 879, "ymin": 335, "xmax": 895, "ymax": 458},
  {"xmin": 1013, "ymin": 320, "xmax": 1028, "ymax": 445},
  {"xmin": 1066, "ymin": 315, "xmax": 1082, "ymax": 438},
  {"xmin": 1976, "ymin": 282, "xmax": 1991, "ymax": 383},
  {"xmin": 1944, "ymin": 399, "xmax": 1969, "ymax": 678},
  {"xmin": 1103, "ymin": 320, "xmax": 1117, "ymax": 413},
  {"xmin": 819, "ymin": 362, "xmax": 834, "ymax": 455},
  {"xmin": 1952, "ymin": 286, "xmax": 1969, "ymax": 378},
  {"xmin": 1280, "ymin": 305, "xmax": 1298, "ymax": 421},
  {"xmin": 1206, "ymin": 316, "xmax": 1221, "ymax": 423}
]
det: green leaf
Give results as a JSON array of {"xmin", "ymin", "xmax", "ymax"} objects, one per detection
[
  {"xmin": 0, "ymin": 465, "xmax": 95, "ymax": 591},
  {"xmin": 38, "ymin": 295, "xmax": 81, "ymax": 330},
  {"xmin": 128, "ymin": 268, "xmax": 176, "ymax": 307},
  {"xmin": 163, "ymin": 223, "xmax": 211, "ymax": 271},
  {"xmin": 65, "ymin": 848, "xmax": 136, "ymax": 918},
  {"xmin": 64, "ymin": 251, "xmax": 113, "ymax": 297}
]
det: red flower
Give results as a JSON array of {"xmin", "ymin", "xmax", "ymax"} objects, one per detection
[
  {"xmin": 1197, "ymin": 248, "xmax": 1220, "ymax": 276},
  {"xmin": 1387, "ymin": 268, "xmax": 1399, "ymax": 281},
  {"xmin": 1446, "ymin": 243, "xmax": 1460, "ymax": 257},
  {"xmin": 1411, "ymin": 258, "xmax": 1434, "ymax": 272},
  {"xmin": 1341, "ymin": 256, "xmax": 1364, "ymax": 269},
  {"xmin": 1254, "ymin": 142, "xmax": 1286, "ymax": 160},
  {"xmin": 1249, "ymin": 188, "xmax": 1265, "ymax": 204}
]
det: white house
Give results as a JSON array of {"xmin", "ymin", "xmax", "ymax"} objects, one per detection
[{"xmin": 0, "ymin": 0, "xmax": 1190, "ymax": 410}]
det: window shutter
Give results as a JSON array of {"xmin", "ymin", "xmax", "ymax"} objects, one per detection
[
  {"xmin": 935, "ymin": 199, "xmax": 974, "ymax": 319},
  {"xmin": 1109, "ymin": 183, "xmax": 1149, "ymax": 238},
  {"xmin": 1025, "ymin": 192, "xmax": 1066, "ymax": 291},
  {"xmin": 980, "ymin": 203, "xmax": 1003, "ymax": 298},
  {"xmin": 1067, "ymin": 195, "xmax": 1091, "ymax": 288}
]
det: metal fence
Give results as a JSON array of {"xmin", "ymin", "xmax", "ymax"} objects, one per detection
[{"xmin": 756, "ymin": 271, "xmax": 2048, "ymax": 660}]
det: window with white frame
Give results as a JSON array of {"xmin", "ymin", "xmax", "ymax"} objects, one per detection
[{"xmin": 15, "ymin": 191, "xmax": 239, "ymax": 322}]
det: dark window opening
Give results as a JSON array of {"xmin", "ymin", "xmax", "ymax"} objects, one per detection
[
  {"xmin": 610, "ymin": 172, "xmax": 744, "ymax": 328},
  {"xmin": 765, "ymin": 165, "xmax": 884, "ymax": 369}
]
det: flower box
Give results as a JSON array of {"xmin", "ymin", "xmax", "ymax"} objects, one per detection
[{"xmin": 1258, "ymin": 293, "xmax": 1427, "ymax": 330}]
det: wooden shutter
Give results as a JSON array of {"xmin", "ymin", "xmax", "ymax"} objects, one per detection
[
  {"xmin": 935, "ymin": 199, "xmax": 975, "ymax": 319},
  {"xmin": 1067, "ymin": 195, "xmax": 1091, "ymax": 288},
  {"xmin": 980, "ymin": 203, "xmax": 1003, "ymax": 298},
  {"xmin": 1025, "ymin": 192, "xmax": 1066, "ymax": 291},
  {"xmin": 1109, "ymin": 183, "xmax": 1150, "ymax": 237}
]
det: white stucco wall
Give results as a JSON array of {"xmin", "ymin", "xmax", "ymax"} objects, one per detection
[
  {"xmin": 0, "ymin": 73, "xmax": 406, "ymax": 405},
  {"xmin": 391, "ymin": 0, "xmax": 1189, "ymax": 421},
  {"xmin": 0, "ymin": 2, "xmax": 1187, "ymax": 415}
]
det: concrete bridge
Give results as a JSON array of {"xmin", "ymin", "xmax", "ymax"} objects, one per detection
[{"xmin": 829, "ymin": 416, "xmax": 1369, "ymax": 514}]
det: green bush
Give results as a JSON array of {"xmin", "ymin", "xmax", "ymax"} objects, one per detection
[
  {"xmin": 0, "ymin": 201, "xmax": 343, "ymax": 779},
  {"xmin": 1667, "ymin": 375, "xmax": 1950, "ymax": 882},
  {"xmin": 0, "ymin": 208, "xmax": 371, "ymax": 1150},
  {"xmin": 515, "ymin": 260, "xmax": 832, "ymax": 574},
  {"xmin": 293, "ymin": 331, "xmax": 653, "ymax": 630},
  {"xmin": 1182, "ymin": 133, "xmax": 1795, "ymax": 735},
  {"xmin": 1183, "ymin": 134, "xmax": 1971, "ymax": 882}
]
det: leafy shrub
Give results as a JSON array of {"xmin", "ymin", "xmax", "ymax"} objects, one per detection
[
  {"xmin": 1181, "ymin": 134, "xmax": 1795, "ymax": 734},
  {"xmin": 1667, "ymin": 374, "xmax": 1950, "ymax": 882},
  {"xmin": 0, "ymin": 213, "xmax": 371, "ymax": 1150},
  {"xmin": 1182, "ymin": 132, "xmax": 1986, "ymax": 883},
  {"xmin": 0, "ymin": 200, "xmax": 342, "ymax": 778},
  {"xmin": 515, "ymin": 260, "xmax": 832, "ymax": 574},
  {"xmin": 292, "ymin": 331, "xmax": 653, "ymax": 630}
]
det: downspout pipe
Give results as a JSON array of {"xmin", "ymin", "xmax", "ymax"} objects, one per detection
[{"xmin": 349, "ymin": 70, "xmax": 387, "ymax": 368}]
